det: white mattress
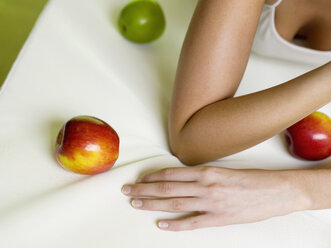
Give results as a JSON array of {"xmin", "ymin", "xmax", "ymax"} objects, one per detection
[{"xmin": 0, "ymin": 0, "xmax": 330, "ymax": 247}]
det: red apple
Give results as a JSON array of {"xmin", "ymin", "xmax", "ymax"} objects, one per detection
[
  {"xmin": 284, "ymin": 112, "xmax": 331, "ymax": 161},
  {"xmin": 55, "ymin": 116, "xmax": 120, "ymax": 175}
]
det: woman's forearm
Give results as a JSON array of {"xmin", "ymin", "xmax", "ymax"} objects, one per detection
[
  {"xmin": 168, "ymin": 0, "xmax": 330, "ymax": 165},
  {"xmin": 173, "ymin": 62, "xmax": 331, "ymax": 165}
]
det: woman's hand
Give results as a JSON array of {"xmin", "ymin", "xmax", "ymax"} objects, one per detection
[{"xmin": 121, "ymin": 166, "xmax": 311, "ymax": 231}]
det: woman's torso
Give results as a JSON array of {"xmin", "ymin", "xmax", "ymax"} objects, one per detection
[{"xmin": 252, "ymin": 0, "xmax": 331, "ymax": 64}]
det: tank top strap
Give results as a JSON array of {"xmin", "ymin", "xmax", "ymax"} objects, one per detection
[
  {"xmin": 272, "ymin": 0, "xmax": 282, "ymax": 7},
  {"xmin": 265, "ymin": 0, "xmax": 282, "ymax": 7}
]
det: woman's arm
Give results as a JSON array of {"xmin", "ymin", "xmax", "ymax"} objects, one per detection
[
  {"xmin": 168, "ymin": 0, "xmax": 331, "ymax": 165},
  {"xmin": 298, "ymin": 167, "xmax": 331, "ymax": 210}
]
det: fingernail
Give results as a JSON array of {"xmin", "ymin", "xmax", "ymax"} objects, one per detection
[
  {"xmin": 158, "ymin": 221, "xmax": 168, "ymax": 229},
  {"xmin": 131, "ymin": 199, "xmax": 143, "ymax": 208},
  {"xmin": 122, "ymin": 186, "xmax": 131, "ymax": 195}
]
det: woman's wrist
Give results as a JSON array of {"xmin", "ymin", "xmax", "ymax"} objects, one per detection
[
  {"xmin": 284, "ymin": 168, "xmax": 331, "ymax": 211},
  {"xmin": 280, "ymin": 169, "xmax": 313, "ymax": 212}
]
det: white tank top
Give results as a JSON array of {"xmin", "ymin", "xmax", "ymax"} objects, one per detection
[{"xmin": 252, "ymin": 0, "xmax": 331, "ymax": 65}]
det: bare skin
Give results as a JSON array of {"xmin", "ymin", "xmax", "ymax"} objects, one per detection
[
  {"xmin": 168, "ymin": 0, "xmax": 331, "ymax": 164},
  {"xmin": 122, "ymin": 0, "xmax": 331, "ymax": 231},
  {"xmin": 274, "ymin": 0, "xmax": 331, "ymax": 51}
]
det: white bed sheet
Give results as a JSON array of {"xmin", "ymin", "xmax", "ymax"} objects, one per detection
[{"xmin": 0, "ymin": 0, "xmax": 330, "ymax": 247}]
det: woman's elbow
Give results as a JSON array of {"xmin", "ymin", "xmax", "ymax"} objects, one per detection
[
  {"xmin": 171, "ymin": 146, "xmax": 200, "ymax": 166},
  {"xmin": 169, "ymin": 132, "xmax": 224, "ymax": 166},
  {"xmin": 171, "ymin": 148, "xmax": 200, "ymax": 166}
]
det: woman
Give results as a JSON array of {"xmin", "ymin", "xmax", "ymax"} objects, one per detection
[{"xmin": 122, "ymin": 0, "xmax": 331, "ymax": 231}]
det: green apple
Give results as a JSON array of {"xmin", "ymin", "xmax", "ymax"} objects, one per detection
[{"xmin": 118, "ymin": 0, "xmax": 166, "ymax": 43}]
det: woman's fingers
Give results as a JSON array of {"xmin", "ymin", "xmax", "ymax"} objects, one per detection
[
  {"xmin": 131, "ymin": 197, "xmax": 205, "ymax": 213},
  {"xmin": 157, "ymin": 214, "xmax": 215, "ymax": 231},
  {"xmin": 122, "ymin": 182, "xmax": 204, "ymax": 197},
  {"xmin": 136, "ymin": 167, "xmax": 205, "ymax": 183}
]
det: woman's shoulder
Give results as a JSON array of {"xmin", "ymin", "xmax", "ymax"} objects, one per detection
[{"xmin": 264, "ymin": 0, "xmax": 279, "ymax": 4}]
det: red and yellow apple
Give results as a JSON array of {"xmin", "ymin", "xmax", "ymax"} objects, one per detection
[
  {"xmin": 55, "ymin": 116, "xmax": 120, "ymax": 175},
  {"xmin": 284, "ymin": 112, "xmax": 331, "ymax": 161}
]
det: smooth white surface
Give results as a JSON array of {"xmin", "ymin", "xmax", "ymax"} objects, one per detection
[{"xmin": 0, "ymin": 0, "xmax": 330, "ymax": 247}]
